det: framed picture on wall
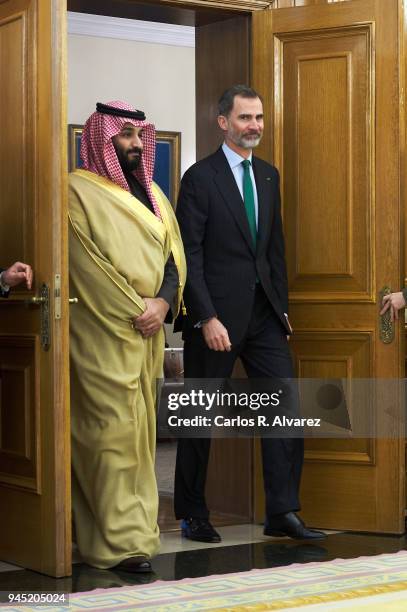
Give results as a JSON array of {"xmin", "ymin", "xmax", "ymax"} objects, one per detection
[{"xmin": 68, "ymin": 124, "xmax": 181, "ymax": 208}]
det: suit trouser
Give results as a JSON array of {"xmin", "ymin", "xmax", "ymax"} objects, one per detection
[{"xmin": 174, "ymin": 286, "xmax": 304, "ymax": 520}]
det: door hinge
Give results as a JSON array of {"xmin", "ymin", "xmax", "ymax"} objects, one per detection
[{"xmin": 54, "ymin": 274, "xmax": 61, "ymax": 320}]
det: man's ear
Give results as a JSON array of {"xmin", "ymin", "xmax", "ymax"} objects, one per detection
[{"xmin": 217, "ymin": 115, "xmax": 228, "ymax": 131}]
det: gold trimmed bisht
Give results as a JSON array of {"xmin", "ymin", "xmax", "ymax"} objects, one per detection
[{"xmin": 68, "ymin": 169, "xmax": 186, "ymax": 569}]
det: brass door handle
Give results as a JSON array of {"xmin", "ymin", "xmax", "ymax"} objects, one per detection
[
  {"xmin": 27, "ymin": 297, "xmax": 78, "ymax": 304},
  {"xmin": 379, "ymin": 286, "xmax": 395, "ymax": 344},
  {"xmin": 25, "ymin": 296, "xmax": 46, "ymax": 305},
  {"xmin": 25, "ymin": 284, "xmax": 50, "ymax": 351}
]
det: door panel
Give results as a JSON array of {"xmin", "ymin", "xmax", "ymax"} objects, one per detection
[
  {"xmin": 0, "ymin": 336, "xmax": 39, "ymax": 489},
  {"xmin": 0, "ymin": 0, "xmax": 70, "ymax": 576},
  {"xmin": 253, "ymin": 0, "xmax": 405, "ymax": 533},
  {"xmin": 283, "ymin": 27, "xmax": 372, "ymax": 298}
]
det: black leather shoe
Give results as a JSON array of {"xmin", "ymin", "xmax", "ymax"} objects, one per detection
[
  {"xmin": 181, "ymin": 518, "xmax": 221, "ymax": 543},
  {"xmin": 264, "ymin": 512, "xmax": 326, "ymax": 540},
  {"xmin": 112, "ymin": 556, "xmax": 153, "ymax": 573}
]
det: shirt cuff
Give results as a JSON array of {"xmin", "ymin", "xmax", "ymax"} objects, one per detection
[
  {"xmin": 194, "ymin": 317, "xmax": 215, "ymax": 329},
  {"xmin": 0, "ymin": 272, "xmax": 10, "ymax": 292}
]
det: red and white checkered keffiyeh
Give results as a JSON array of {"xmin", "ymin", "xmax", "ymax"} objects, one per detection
[{"xmin": 80, "ymin": 100, "xmax": 161, "ymax": 218}]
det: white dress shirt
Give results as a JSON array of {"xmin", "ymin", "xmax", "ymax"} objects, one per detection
[
  {"xmin": 0, "ymin": 272, "xmax": 9, "ymax": 292},
  {"xmin": 222, "ymin": 142, "xmax": 259, "ymax": 229}
]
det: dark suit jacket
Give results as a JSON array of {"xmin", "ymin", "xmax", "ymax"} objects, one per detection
[{"xmin": 175, "ymin": 147, "xmax": 290, "ymax": 345}]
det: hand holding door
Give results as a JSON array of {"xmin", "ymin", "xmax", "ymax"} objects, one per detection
[
  {"xmin": 1, "ymin": 261, "xmax": 33, "ymax": 291},
  {"xmin": 380, "ymin": 290, "xmax": 407, "ymax": 321}
]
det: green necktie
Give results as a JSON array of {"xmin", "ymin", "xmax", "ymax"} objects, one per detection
[{"xmin": 242, "ymin": 159, "xmax": 257, "ymax": 247}]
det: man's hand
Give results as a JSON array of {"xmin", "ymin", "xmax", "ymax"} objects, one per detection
[
  {"xmin": 133, "ymin": 297, "xmax": 169, "ymax": 338},
  {"xmin": 202, "ymin": 317, "xmax": 232, "ymax": 351},
  {"xmin": 2, "ymin": 262, "xmax": 33, "ymax": 289},
  {"xmin": 380, "ymin": 292, "xmax": 406, "ymax": 322}
]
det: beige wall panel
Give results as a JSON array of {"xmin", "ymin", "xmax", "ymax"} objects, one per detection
[{"xmin": 68, "ymin": 33, "xmax": 196, "ymax": 178}]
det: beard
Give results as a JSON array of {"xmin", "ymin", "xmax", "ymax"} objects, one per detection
[
  {"xmin": 238, "ymin": 135, "xmax": 262, "ymax": 149},
  {"xmin": 126, "ymin": 157, "xmax": 141, "ymax": 171},
  {"xmin": 228, "ymin": 126, "xmax": 263, "ymax": 149},
  {"xmin": 115, "ymin": 146, "xmax": 142, "ymax": 172}
]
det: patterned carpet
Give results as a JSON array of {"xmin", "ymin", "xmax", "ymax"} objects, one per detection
[{"xmin": 3, "ymin": 550, "xmax": 407, "ymax": 611}]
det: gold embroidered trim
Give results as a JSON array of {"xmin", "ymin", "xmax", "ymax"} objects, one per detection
[
  {"xmin": 212, "ymin": 579, "xmax": 407, "ymax": 611},
  {"xmin": 73, "ymin": 169, "xmax": 166, "ymax": 243},
  {"xmin": 152, "ymin": 184, "xmax": 185, "ymax": 313}
]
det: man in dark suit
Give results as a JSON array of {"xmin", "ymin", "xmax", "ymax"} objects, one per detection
[
  {"xmin": 0, "ymin": 261, "xmax": 33, "ymax": 297},
  {"xmin": 174, "ymin": 85, "xmax": 325, "ymax": 543}
]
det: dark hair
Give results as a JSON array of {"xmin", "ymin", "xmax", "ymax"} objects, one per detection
[{"xmin": 218, "ymin": 85, "xmax": 263, "ymax": 117}]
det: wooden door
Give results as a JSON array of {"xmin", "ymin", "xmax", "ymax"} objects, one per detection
[
  {"xmin": 0, "ymin": 0, "xmax": 70, "ymax": 575},
  {"xmin": 252, "ymin": 0, "xmax": 405, "ymax": 533}
]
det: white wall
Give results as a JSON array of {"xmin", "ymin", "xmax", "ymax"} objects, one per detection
[
  {"xmin": 68, "ymin": 27, "xmax": 193, "ymax": 348},
  {"xmin": 68, "ymin": 32, "xmax": 196, "ymax": 177}
]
